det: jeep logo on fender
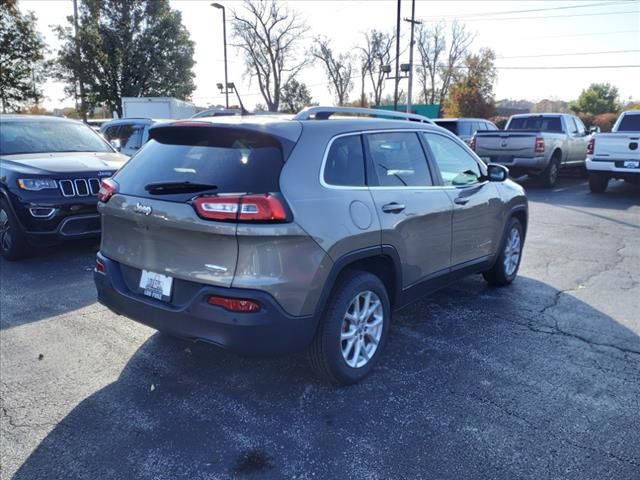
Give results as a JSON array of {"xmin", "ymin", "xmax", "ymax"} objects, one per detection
[{"xmin": 134, "ymin": 203, "xmax": 152, "ymax": 216}]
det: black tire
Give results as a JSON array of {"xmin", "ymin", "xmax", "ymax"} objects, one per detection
[
  {"xmin": 308, "ymin": 270, "xmax": 390, "ymax": 385},
  {"xmin": 588, "ymin": 172, "xmax": 609, "ymax": 193},
  {"xmin": 538, "ymin": 152, "xmax": 561, "ymax": 188},
  {"xmin": 483, "ymin": 217, "xmax": 523, "ymax": 287},
  {"xmin": 0, "ymin": 199, "xmax": 32, "ymax": 261}
]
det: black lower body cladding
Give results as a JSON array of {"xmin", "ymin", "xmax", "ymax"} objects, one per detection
[{"xmin": 94, "ymin": 253, "xmax": 318, "ymax": 356}]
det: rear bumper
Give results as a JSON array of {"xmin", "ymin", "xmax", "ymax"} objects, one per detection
[
  {"xmin": 94, "ymin": 253, "xmax": 318, "ymax": 356},
  {"xmin": 586, "ymin": 157, "xmax": 640, "ymax": 176},
  {"xmin": 480, "ymin": 155, "xmax": 546, "ymax": 171}
]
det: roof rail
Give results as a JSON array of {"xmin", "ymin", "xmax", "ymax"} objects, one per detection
[{"xmin": 293, "ymin": 106, "xmax": 434, "ymax": 124}]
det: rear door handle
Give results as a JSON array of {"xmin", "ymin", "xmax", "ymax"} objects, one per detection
[
  {"xmin": 454, "ymin": 197, "xmax": 470, "ymax": 205},
  {"xmin": 381, "ymin": 202, "xmax": 405, "ymax": 213}
]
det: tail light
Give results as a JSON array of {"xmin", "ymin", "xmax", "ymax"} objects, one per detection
[
  {"xmin": 193, "ymin": 194, "xmax": 288, "ymax": 222},
  {"xmin": 207, "ymin": 295, "xmax": 260, "ymax": 312},
  {"xmin": 534, "ymin": 137, "xmax": 545, "ymax": 154},
  {"xmin": 98, "ymin": 178, "xmax": 118, "ymax": 203},
  {"xmin": 587, "ymin": 138, "xmax": 595, "ymax": 155},
  {"xmin": 95, "ymin": 258, "xmax": 106, "ymax": 274},
  {"xmin": 470, "ymin": 134, "xmax": 477, "ymax": 151}
]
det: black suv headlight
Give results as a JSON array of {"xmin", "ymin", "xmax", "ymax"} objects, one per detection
[{"xmin": 17, "ymin": 178, "xmax": 58, "ymax": 191}]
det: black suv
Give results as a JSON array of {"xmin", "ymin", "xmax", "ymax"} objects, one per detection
[{"xmin": 0, "ymin": 115, "xmax": 128, "ymax": 260}]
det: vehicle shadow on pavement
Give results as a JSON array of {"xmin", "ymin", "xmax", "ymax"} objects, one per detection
[
  {"xmin": 522, "ymin": 176, "xmax": 640, "ymax": 215},
  {"xmin": 11, "ymin": 275, "xmax": 640, "ymax": 479},
  {"xmin": 0, "ymin": 240, "xmax": 99, "ymax": 330}
]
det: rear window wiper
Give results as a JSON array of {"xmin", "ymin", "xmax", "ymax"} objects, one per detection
[{"xmin": 144, "ymin": 181, "xmax": 218, "ymax": 194}]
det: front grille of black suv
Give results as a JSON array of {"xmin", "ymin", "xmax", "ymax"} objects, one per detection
[{"xmin": 59, "ymin": 178, "xmax": 101, "ymax": 197}]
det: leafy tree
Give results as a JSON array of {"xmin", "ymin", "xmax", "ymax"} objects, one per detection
[
  {"xmin": 310, "ymin": 37, "xmax": 353, "ymax": 106},
  {"xmin": 570, "ymin": 83, "xmax": 620, "ymax": 115},
  {"xmin": 444, "ymin": 48, "xmax": 497, "ymax": 118},
  {"xmin": 54, "ymin": 0, "xmax": 195, "ymax": 118},
  {"xmin": 279, "ymin": 78, "xmax": 312, "ymax": 113},
  {"xmin": 232, "ymin": 0, "xmax": 308, "ymax": 112},
  {"xmin": 0, "ymin": 0, "xmax": 47, "ymax": 112}
]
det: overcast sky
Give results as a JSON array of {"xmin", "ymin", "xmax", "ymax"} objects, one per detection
[{"xmin": 21, "ymin": 0, "xmax": 640, "ymax": 111}]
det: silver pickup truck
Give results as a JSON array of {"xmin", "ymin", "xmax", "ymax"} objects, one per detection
[
  {"xmin": 586, "ymin": 110, "xmax": 640, "ymax": 193},
  {"xmin": 472, "ymin": 113, "xmax": 590, "ymax": 187}
]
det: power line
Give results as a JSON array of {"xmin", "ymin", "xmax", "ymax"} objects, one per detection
[
  {"xmin": 494, "ymin": 65, "xmax": 640, "ymax": 70},
  {"xmin": 518, "ymin": 29, "xmax": 638, "ymax": 39},
  {"xmin": 500, "ymin": 49, "xmax": 640, "ymax": 59},
  {"xmin": 421, "ymin": 9, "xmax": 639, "ymax": 23},
  {"xmin": 422, "ymin": 1, "xmax": 633, "ymax": 19}
]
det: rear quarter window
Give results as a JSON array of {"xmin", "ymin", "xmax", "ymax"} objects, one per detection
[
  {"xmin": 323, "ymin": 135, "xmax": 365, "ymax": 186},
  {"xmin": 113, "ymin": 126, "xmax": 286, "ymax": 201}
]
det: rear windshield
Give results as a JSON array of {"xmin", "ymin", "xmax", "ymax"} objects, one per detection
[
  {"xmin": 0, "ymin": 120, "xmax": 112, "ymax": 155},
  {"xmin": 113, "ymin": 126, "xmax": 285, "ymax": 201},
  {"xmin": 435, "ymin": 121, "xmax": 458, "ymax": 135},
  {"xmin": 507, "ymin": 116, "xmax": 563, "ymax": 132},
  {"xmin": 616, "ymin": 114, "xmax": 640, "ymax": 132}
]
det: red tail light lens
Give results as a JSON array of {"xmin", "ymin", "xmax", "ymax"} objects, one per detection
[
  {"xmin": 98, "ymin": 178, "xmax": 118, "ymax": 203},
  {"xmin": 95, "ymin": 258, "xmax": 106, "ymax": 274},
  {"xmin": 193, "ymin": 194, "xmax": 287, "ymax": 222},
  {"xmin": 207, "ymin": 295, "xmax": 261, "ymax": 312},
  {"xmin": 587, "ymin": 138, "xmax": 595, "ymax": 155},
  {"xmin": 534, "ymin": 137, "xmax": 545, "ymax": 154},
  {"xmin": 470, "ymin": 134, "xmax": 477, "ymax": 151}
]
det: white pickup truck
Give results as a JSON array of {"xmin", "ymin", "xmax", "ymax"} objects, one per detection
[
  {"xmin": 472, "ymin": 113, "xmax": 590, "ymax": 187},
  {"xmin": 586, "ymin": 111, "xmax": 640, "ymax": 193}
]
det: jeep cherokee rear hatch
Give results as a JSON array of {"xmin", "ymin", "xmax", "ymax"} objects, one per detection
[{"xmin": 98, "ymin": 121, "xmax": 300, "ymax": 289}]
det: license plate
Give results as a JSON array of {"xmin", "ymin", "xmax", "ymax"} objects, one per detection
[
  {"xmin": 623, "ymin": 160, "xmax": 639, "ymax": 169},
  {"xmin": 139, "ymin": 270, "xmax": 173, "ymax": 301}
]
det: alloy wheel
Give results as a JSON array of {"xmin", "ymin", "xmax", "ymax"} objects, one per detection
[
  {"xmin": 503, "ymin": 226, "xmax": 521, "ymax": 276},
  {"xmin": 340, "ymin": 290, "xmax": 384, "ymax": 368},
  {"xmin": 0, "ymin": 208, "xmax": 12, "ymax": 252}
]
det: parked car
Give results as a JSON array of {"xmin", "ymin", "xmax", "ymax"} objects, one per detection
[
  {"xmin": 472, "ymin": 113, "xmax": 590, "ymax": 187},
  {"xmin": 94, "ymin": 106, "xmax": 528, "ymax": 384},
  {"xmin": 586, "ymin": 110, "xmax": 640, "ymax": 193},
  {"xmin": 85, "ymin": 118, "xmax": 111, "ymax": 131},
  {"xmin": 433, "ymin": 118, "xmax": 498, "ymax": 145},
  {"xmin": 99, "ymin": 118, "xmax": 171, "ymax": 157},
  {"xmin": 0, "ymin": 115, "xmax": 128, "ymax": 260}
]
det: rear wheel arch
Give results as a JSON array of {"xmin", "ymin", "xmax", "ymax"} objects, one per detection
[{"xmin": 314, "ymin": 246, "xmax": 402, "ymax": 320}]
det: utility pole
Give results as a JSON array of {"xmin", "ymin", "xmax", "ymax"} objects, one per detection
[
  {"xmin": 404, "ymin": 0, "xmax": 421, "ymax": 114},
  {"xmin": 212, "ymin": 3, "xmax": 229, "ymax": 109},
  {"xmin": 393, "ymin": 0, "xmax": 401, "ymax": 111},
  {"xmin": 72, "ymin": 0, "xmax": 87, "ymax": 121}
]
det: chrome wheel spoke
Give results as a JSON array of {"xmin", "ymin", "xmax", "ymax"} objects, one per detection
[{"xmin": 340, "ymin": 290, "xmax": 384, "ymax": 369}]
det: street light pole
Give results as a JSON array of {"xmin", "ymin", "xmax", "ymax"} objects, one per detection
[
  {"xmin": 393, "ymin": 0, "xmax": 401, "ymax": 111},
  {"xmin": 404, "ymin": 0, "xmax": 421, "ymax": 113},
  {"xmin": 212, "ymin": 3, "xmax": 229, "ymax": 109}
]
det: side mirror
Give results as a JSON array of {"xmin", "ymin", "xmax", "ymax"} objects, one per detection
[
  {"xmin": 487, "ymin": 163, "xmax": 509, "ymax": 182},
  {"xmin": 589, "ymin": 126, "xmax": 601, "ymax": 134},
  {"xmin": 110, "ymin": 138, "xmax": 122, "ymax": 151}
]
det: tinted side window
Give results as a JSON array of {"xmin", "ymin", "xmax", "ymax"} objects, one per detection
[
  {"xmin": 423, "ymin": 133, "xmax": 482, "ymax": 186},
  {"xmin": 366, "ymin": 132, "xmax": 432, "ymax": 187},
  {"xmin": 103, "ymin": 125, "xmax": 120, "ymax": 141},
  {"xmin": 458, "ymin": 122, "xmax": 473, "ymax": 136},
  {"xmin": 119, "ymin": 124, "xmax": 144, "ymax": 150},
  {"xmin": 324, "ymin": 135, "xmax": 365, "ymax": 186}
]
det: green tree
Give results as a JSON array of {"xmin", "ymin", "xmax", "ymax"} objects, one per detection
[
  {"xmin": 0, "ymin": 0, "xmax": 47, "ymax": 112},
  {"xmin": 54, "ymin": 0, "xmax": 195, "ymax": 118},
  {"xmin": 570, "ymin": 83, "xmax": 620, "ymax": 115},
  {"xmin": 279, "ymin": 78, "xmax": 312, "ymax": 113},
  {"xmin": 444, "ymin": 48, "xmax": 496, "ymax": 118}
]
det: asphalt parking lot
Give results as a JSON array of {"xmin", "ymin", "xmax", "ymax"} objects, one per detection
[{"xmin": 1, "ymin": 176, "xmax": 639, "ymax": 480}]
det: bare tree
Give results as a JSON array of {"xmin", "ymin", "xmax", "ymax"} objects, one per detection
[
  {"xmin": 360, "ymin": 30, "xmax": 393, "ymax": 106},
  {"xmin": 416, "ymin": 21, "xmax": 445, "ymax": 104},
  {"xmin": 439, "ymin": 22, "xmax": 473, "ymax": 106},
  {"xmin": 232, "ymin": 0, "xmax": 308, "ymax": 112},
  {"xmin": 356, "ymin": 48, "xmax": 371, "ymax": 107},
  {"xmin": 416, "ymin": 21, "xmax": 473, "ymax": 106},
  {"xmin": 311, "ymin": 37, "xmax": 353, "ymax": 106}
]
